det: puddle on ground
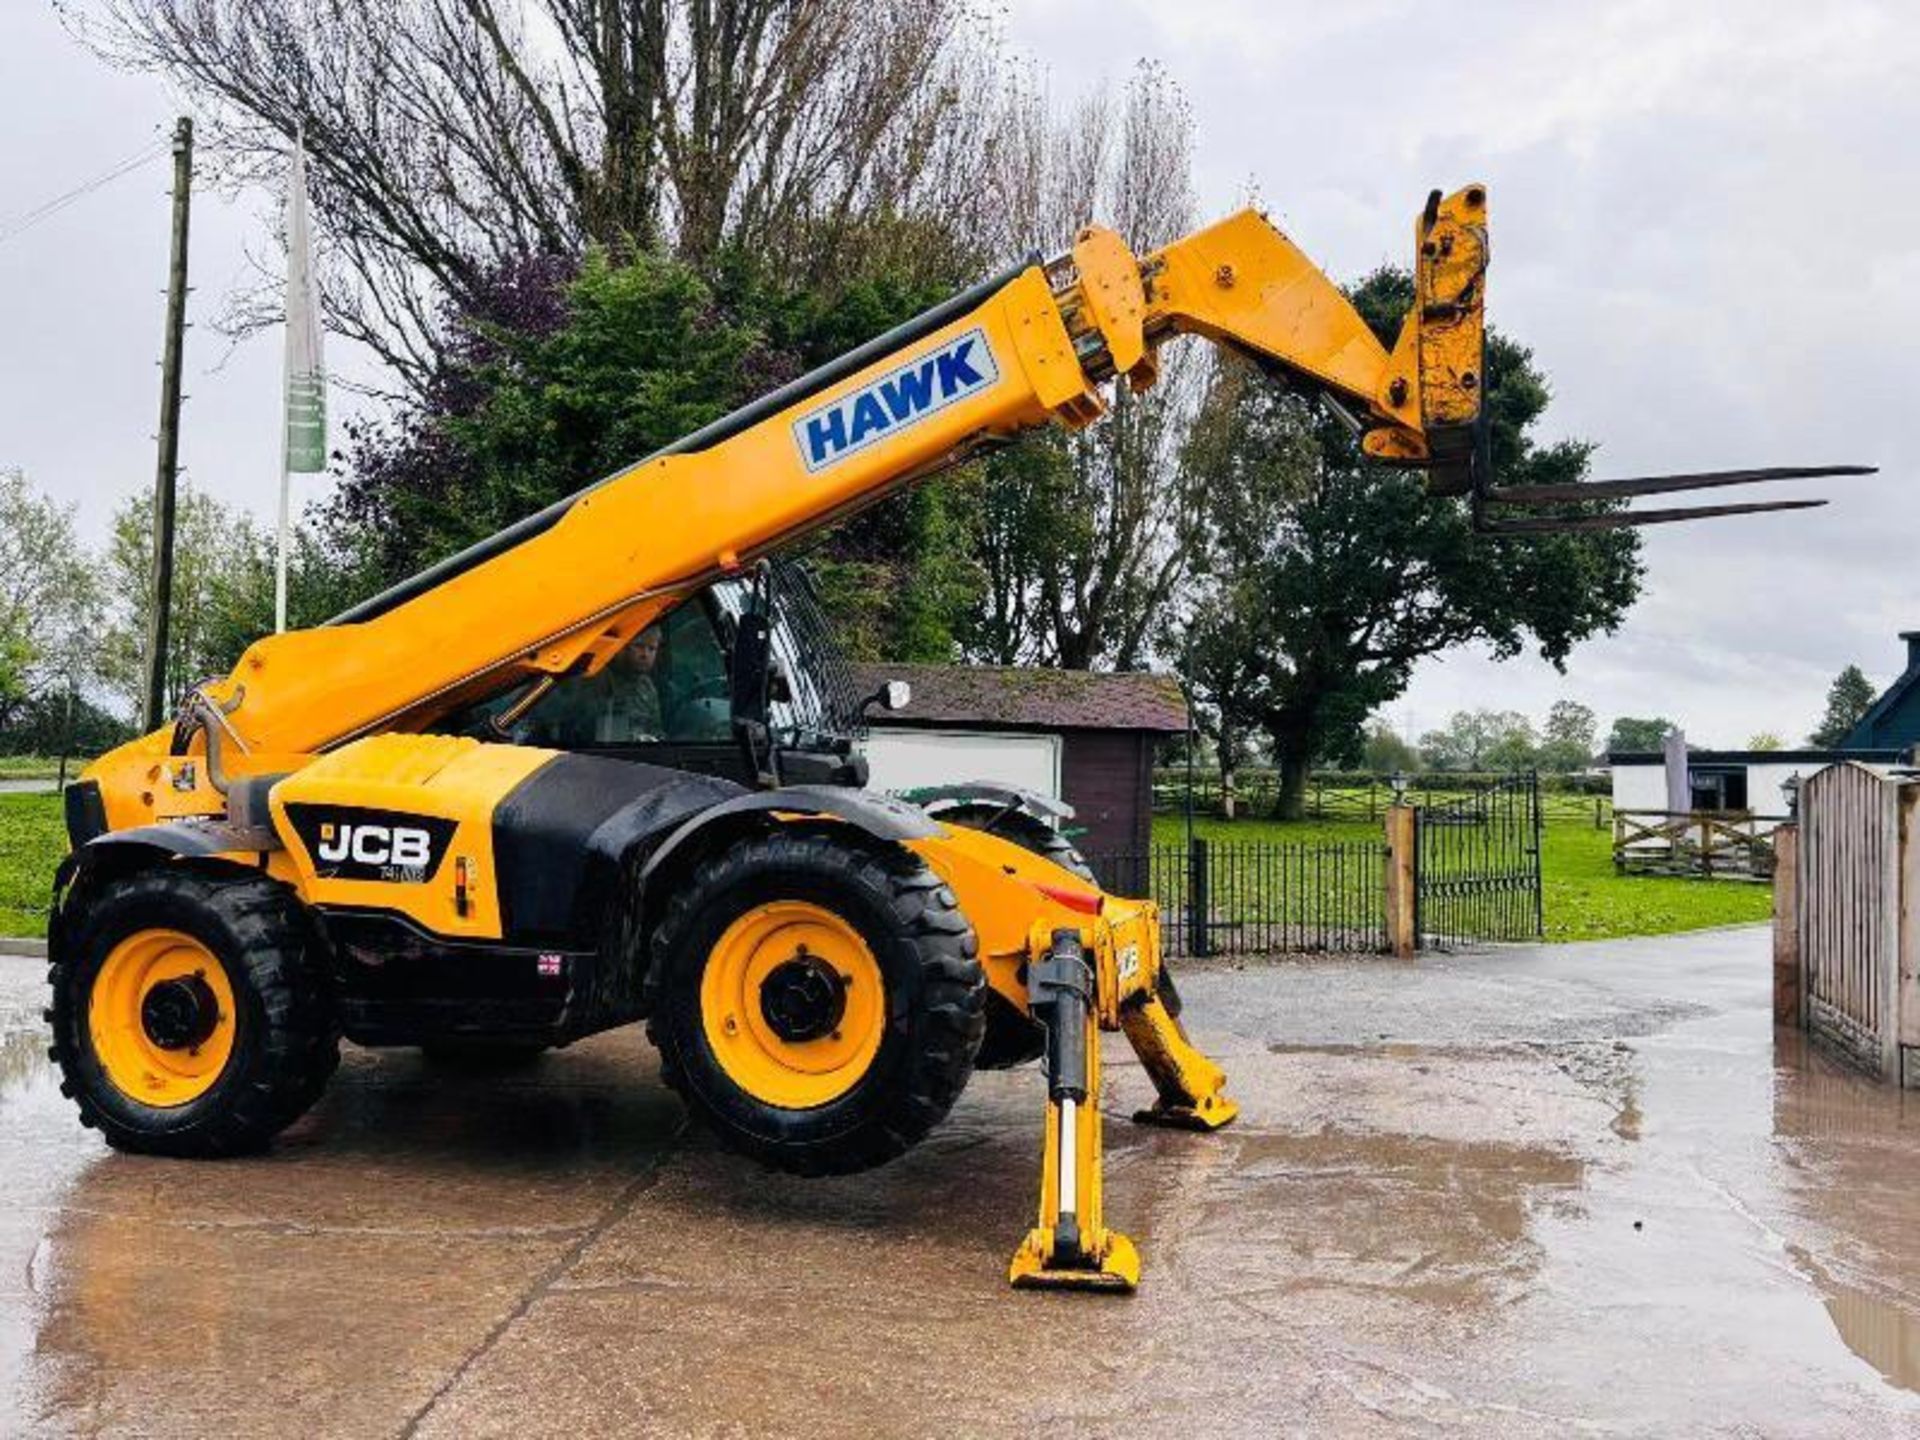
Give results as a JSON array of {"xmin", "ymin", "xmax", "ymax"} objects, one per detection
[
  {"xmin": 1207, "ymin": 1127, "xmax": 1587, "ymax": 1311},
  {"xmin": 1772, "ymin": 1033, "xmax": 1920, "ymax": 1396}
]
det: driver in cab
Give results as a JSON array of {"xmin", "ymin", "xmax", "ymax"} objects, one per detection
[{"xmin": 524, "ymin": 624, "xmax": 665, "ymax": 747}]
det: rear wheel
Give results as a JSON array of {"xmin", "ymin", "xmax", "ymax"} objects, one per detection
[
  {"xmin": 934, "ymin": 803, "xmax": 1096, "ymax": 883},
  {"xmin": 647, "ymin": 831, "xmax": 984, "ymax": 1176},
  {"xmin": 48, "ymin": 868, "xmax": 339, "ymax": 1156}
]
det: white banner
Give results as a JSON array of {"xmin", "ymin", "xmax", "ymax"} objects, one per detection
[{"xmin": 283, "ymin": 136, "xmax": 325, "ymax": 473}]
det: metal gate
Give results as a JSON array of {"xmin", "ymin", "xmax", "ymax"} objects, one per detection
[
  {"xmin": 1415, "ymin": 772, "xmax": 1544, "ymax": 948},
  {"xmin": 1797, "ymin": 762, "xmax": 1904, "ymax": 1076}
]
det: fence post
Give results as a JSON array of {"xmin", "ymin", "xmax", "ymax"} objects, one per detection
[
  {"xmin": 1773, "ymin": 821, "xmax": 1800, "ymax": 1025},
  {"xmin": 1383, "ymin": 804, "xmax": 1417, "ymax": 958},
  {"xmin": 1188, "ymin": 836, "xmax": 1212, "ymax": 959}
]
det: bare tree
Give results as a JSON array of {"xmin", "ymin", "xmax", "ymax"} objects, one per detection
[
  {"xmin": 73, "ymin": 0, "xmax": 1001, "ymax": 384},
  {"xmin": 964, "ymin": 62, "xmax": 1203, "ymax": 670}
]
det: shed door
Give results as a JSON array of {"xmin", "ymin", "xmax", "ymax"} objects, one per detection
[{"xmin": 861, "ymin": 729, "xmax": 1062, "ymax": 800}]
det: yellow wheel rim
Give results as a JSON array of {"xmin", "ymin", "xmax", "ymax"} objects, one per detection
[
  {"xmin": 88, "ymin": 928, "xmax": 237, "ymax": 1108},
  {"xmin": 700, "ymin": 901, "xmax": 886, "ymax": 1109}
]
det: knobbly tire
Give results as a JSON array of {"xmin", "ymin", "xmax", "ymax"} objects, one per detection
[
  {"xmin": 647, "ymin": 831, "xmax": 985, "ymax": 1176},
  {"xmin": 936, "ymin": 805, "xmax": 1096, "ymax": 1069},
  {"xmin": 48, "ymin": 867, "xmax": 340, "ymax": 1157}
]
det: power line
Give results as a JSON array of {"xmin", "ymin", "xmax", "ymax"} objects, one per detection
[{"xmin": 0, "ymin": 137, "xmax": 169, "ymax": 248}]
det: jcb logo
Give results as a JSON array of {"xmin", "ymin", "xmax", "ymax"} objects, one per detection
[
  {"xmin": 287, "ymin": 805, "xmax": 457, "ymax": 884},
  {"xmin": 317, "ymin": 822, "xmax": 434, "ymax": 868}
]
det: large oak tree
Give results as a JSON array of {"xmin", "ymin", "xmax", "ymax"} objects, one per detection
[{"xmin": 1178, "ymin": 271, "xmax": 1644, "ymax": 819}]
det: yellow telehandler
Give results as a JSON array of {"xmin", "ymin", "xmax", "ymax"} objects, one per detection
[{"xmin": 46, "ymin": 185, "xmax": 1862, "ymax": 1289}]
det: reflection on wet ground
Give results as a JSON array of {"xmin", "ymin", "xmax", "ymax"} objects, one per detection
[{"xmin": 3, "ymin": 927, "xmax": 1920, "ymax": 1435}]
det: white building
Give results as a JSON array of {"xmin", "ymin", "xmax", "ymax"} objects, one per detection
[{"xmin": 1608, "ymin": 747, "xmax": 1901, "ymax": 826}]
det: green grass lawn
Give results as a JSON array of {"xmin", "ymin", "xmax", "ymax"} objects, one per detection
[
  {"xmin": 1150, "ymin": 813, "xmax": 1771, "ymax": 942},
  {"xmin": 0, "ymin": 755, "xmax": 71, "ymax": 781},
  {"xmin": 0, "ymin": 792, "xmax": 65, "ymax": 939}
]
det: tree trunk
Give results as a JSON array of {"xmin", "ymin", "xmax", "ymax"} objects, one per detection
[
  {"xmin": 1275, "ymin": 749, "xmax": 1310, "ymax": 821},
  {"xmin": 1218, "ymin": 722, "xmax": 1240, "ymax": 821}
]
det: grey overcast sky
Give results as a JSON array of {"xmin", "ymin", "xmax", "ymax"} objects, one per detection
[{"xmin": 1, "ymin": 1, "xmax": 1913, "ymax": 749}]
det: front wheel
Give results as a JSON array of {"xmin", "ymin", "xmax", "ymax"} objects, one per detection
[
  {"xmin": 646, "ymin": 831, "xmax": 985, "ymax": 1176},
  {"xmin": 48, "ymin": 867, "xmax": 339, "ymax": 1156}
]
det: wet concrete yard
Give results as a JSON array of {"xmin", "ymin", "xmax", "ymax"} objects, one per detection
[{"xmin": 4, "ymin": 926, "xmax": 1920, "ymax": 1436}]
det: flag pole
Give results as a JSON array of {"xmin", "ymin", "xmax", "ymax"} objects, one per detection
[
  {"xmin": 275, "ymin": 372, "xmax": 291, "ymax": 634},
  {"xmin": 279, "ymin": 125, "xmax": 325, "ymax": 632}
]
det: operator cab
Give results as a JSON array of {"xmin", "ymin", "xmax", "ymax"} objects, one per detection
[{"xmin": 444, "ymin": 561, "xmax": 887, "ymax": 789}]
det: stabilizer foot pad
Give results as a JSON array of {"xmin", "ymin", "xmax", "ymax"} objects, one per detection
[
  {"xmin": 1008, "ymin": 1228, "xmax": 1140, "ymax": 1293},
  {"xmin": 1132, "ymin": 1095, "xmax": 1240, "ymax": 1132}
]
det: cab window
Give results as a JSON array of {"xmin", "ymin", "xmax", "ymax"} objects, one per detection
[{"xmin": 449, "ymin": 601, "xmax": 734, "ymax": 748}]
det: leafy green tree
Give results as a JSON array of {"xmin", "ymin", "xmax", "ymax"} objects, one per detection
[
  {"xmin": 1604, "ymin": 716, "xmax": 1677, "ymax": 754},
  {"xmin": 324, "ymin": 252, "xmax": 978, "ymax": 661},
  {"xmin": 0, "ymin": 470, "xmax": 100, "ymax": 740},
  {"xmin": 1419, "ymin": 710, "xmax": 1537, "ymax": 773},
  {"xmin": 1538, "ymin": 698, "xmax": 1598, "ymax": 772},
  {"xmin": 1361, "ymin": 722, "xmax": 1420, "ymax": 774},
  {"xmin": 1178, "ymin": 271, "xmax": 1643, "ymax": 819},
  {"xmin": 1810, "ymin": 664, "xmax": 1877, "ymax": 747},
  {"xmin": 99, "ymin": 487, "xmax": 273, "ymax": 720}
]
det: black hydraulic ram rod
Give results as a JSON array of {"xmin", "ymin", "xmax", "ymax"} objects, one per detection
[{"xmin": 1029, "ymin": 928, "xmax": 1094, "ymax": 1264}]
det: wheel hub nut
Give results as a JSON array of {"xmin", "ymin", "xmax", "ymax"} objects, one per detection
[
  {"xmin": 140, "ymin": 974, "xmax": 221, "ymax": 1051},
  {"xmin": 758, "ymin": 954, "xmax": 849, "ymax": 1044}
]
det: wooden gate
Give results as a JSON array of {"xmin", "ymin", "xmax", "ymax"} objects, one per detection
[{"xmin": 1796, "ymin": 762, "xmax": 1915, "ymax": 1079}]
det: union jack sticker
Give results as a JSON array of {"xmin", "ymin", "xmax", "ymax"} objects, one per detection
[{"xmin": 537, "ymin": 953, "xmax": 564, "ymax": 977}]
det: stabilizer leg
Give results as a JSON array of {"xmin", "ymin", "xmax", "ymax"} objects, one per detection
[
  {"xmin": 1122, "ymin": 985, "xmax": 1239, "ymax": 1132},
  {"xmin": 1009, "ymin": 929, "xmax": 1139, "ymax": 1293}
]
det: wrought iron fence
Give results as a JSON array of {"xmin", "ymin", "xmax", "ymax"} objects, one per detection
[
  {"xmin": 1086, "ymin": 837, "xmax": 1387, "ymax": 958},
  {"xmin": 1415, "ymin": 772, "xmax": 1544, "ymax": 947}
]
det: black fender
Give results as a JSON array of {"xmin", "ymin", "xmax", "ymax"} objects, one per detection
[
  {"xmin": 639, "ymin": 782, "xmax": 941, "ymax": 892},
  {"xmin": 78, "ymin": 818, "xmax": 280, "ymax": 860},
  {"xmin": 899, "ymin": 781, "xmax": 1075, "ymax": 827},
  {"xmin": 49, "ymin": 818, "xmax": 281, "ymax": 960}
]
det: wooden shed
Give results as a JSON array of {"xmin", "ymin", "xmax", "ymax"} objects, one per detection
[{"xmin": 850, "ymin": 663, "xmax": 1188, "ymax": 857}]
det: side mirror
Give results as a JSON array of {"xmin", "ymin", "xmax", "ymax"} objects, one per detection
[
  {"xmin": 861, "ymin": 679, "xmax": 912, "ymax": 715},
  {"xmin": 730, "ymin": 612, "xmax": 773, "ymax": 724}
]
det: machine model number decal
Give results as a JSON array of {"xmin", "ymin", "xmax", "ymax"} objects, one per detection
[
  {"xmin": 793, "ymin": 328, "xmax": 1000, "ymax": 473},
  {"xmin": 284, "ymin": 804, "xmax": 458, "ymax": 885},
  {"xmin": 1116, "ymin": 943, "xmax": 1141, "ymax": 983}
]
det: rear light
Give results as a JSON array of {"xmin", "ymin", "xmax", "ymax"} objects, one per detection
[{"xmin": 1035, "ymin": 881, "xmax": 1102, "ymax": 916}]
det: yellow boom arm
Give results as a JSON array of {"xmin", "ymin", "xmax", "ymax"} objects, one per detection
[{"xmin": 93, "ymin": 187, "xmax": 1488, "ymax": 821}]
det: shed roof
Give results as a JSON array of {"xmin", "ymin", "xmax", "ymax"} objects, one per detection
[
  {"xmin": 851, "ymin": 663, "xmax": 1189, "ymax": 734},
  {"xmin": 1606, "ymin": 747, "xmax": 1903, "ymax": 766}
]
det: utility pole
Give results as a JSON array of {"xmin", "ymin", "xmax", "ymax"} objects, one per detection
[{"xmin": 142, "ymin": 116, "xmax": 193, "ymax": 733}]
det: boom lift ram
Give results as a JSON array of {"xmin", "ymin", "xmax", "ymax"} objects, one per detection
[{"xmin": 49, "ymin": 186, "xmax": 1865, "ymax": 1290}]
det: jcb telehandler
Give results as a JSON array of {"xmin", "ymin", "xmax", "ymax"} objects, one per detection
[{"xmin": 47, "ymin": 185, "xmax": 1863, "ymax": 1289}]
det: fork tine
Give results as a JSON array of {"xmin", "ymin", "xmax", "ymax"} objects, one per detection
[
  {"xmin": 1479, "ymin": 498, "xmax": 1828, "ymax": 534},
  {"xmin": 1485, "ymin": 465, "xmax": 1876, "ymax": 507}
]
